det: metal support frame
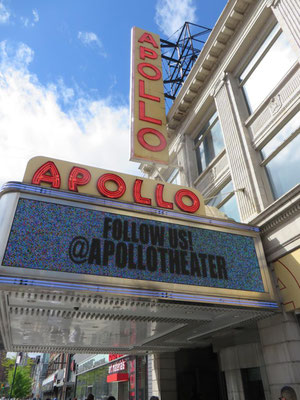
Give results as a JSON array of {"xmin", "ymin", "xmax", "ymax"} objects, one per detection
[
  {"xmin": 161, "ymin": 22, "xmax": 212, "ymax": 103},
  {"xmin": 8, "ymin": 359, "xmax": 18, "ymax": 400}
]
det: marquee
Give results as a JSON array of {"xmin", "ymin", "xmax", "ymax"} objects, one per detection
[{"xmin": 0, "ymin": 157, "xmax": 277, "ymax": 309}]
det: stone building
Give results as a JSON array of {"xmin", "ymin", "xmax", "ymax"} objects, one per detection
[{"xmin": 141, "ymin": 0, "xmax": 300, "ymax": 398}]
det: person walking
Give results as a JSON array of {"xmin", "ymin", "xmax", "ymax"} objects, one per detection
[
  {"xmin": 150, "ymin": 396, "xmax": 159, "ymax": 400},
  {"xmin": 107, "ymin": 396, "xmax": 116, "ymax": 400}
]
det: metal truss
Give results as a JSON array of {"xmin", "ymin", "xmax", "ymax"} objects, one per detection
[{"xmin": 161, "ymin": 22, "xmax": 212, "ymax": 103}]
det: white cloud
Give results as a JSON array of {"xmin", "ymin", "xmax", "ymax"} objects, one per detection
[
  {"xmin": 78, "ymin": 31, "xmax": 107, "ymax": 57},
  {"xmin": 0, "ymin": 41, "xmax": 140, "ymax": 186},
  {"xmin": 20, "ymin": 16, "xmax": 30, "ymax": 27},
  {"xmin": 48, "ymin": 78, "xmax": 75, "ymax": 105},
  {"xmin": 0, "ymin": 2, "xmax": 10, "ymax": 24},
  {"xmin": 155, "ymin": 0, "xmax": 197, "ymax": 37},
  {"xmin": 32, "ymin": 9, "xmax": 39, "ymax": 23},
  {"xmin": 20, "ymin": 9, "xmax": 39, "ymax": 27},
  {"xmin": 0, "ymin": 40, "xmax": 34, "ymax": 67},
  {"xmin": 16, "ymin": 42, "xmax": 34, "ymax": 65},
  {"xmin": 78, "ymin": 31, "xmax": 98, "ymax": 46}
]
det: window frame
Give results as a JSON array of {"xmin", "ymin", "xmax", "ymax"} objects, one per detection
[
  {"xmin": 205, "ymin": 179, "xmax": 234, "ymax": 208},
  {"xmin": 167, "ymin": 168, "xmax": 180, "ymax": 185},
  {"xmin": 205, "ymin": 179, "xmax": 241, "ymax": 221},
  {"xmin": 257, "ymin": 108, "xmax": 300, "ymax": 200},
  {"xmin": 194, "ymin": 110, "xmax": 224, "ymax": 175},
  {"xmin": 194, "ymin": 112, "xmax": 219, "ymax": 150},
  {"xmin": 235, "ymin": 18, "xmax": 277, "ymax": 80},
  {"xmin": 238, "ymin": 24, "xmax": 281, "ymax": 89},
  {"xmin": 236, "ymin": 19, "xmax": 298, "ymax": 115},
  {"xmin": 260, "ymin": 126, "xmax": 300, "ymax": 167}
]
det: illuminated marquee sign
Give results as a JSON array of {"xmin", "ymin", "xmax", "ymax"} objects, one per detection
[
  {"xmin": 130, "ymin": 27, "xmax": 168, "ymax": 165},
  {"xmin": 3, "ymin": 197, "xmax": 266, "ymax": 293},
  {"xmin": 23, "ymin": 156, "xmax": 206, "ymax": 216}
]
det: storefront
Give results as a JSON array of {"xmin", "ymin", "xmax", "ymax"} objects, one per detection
[
  {"xmin": 76, "ymin": 355, "xmax": 147, "ymax": 400},
  {"xmin": 41, "ymin": 373, "xmax": 55, "ymax": 400}
]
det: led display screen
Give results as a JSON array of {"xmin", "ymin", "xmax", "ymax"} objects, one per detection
[{"xmin": 2, "ymin": 199, "xmax": 265, "ymax": 292}]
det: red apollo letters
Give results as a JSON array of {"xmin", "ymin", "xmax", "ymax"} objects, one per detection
[
  {"xmin": 31, "ymin": 161, "xmax": 201, "ymax": 214},
  {"xmin": 136, "ymin": 31, "xmax": 166, "ymax": 152}
]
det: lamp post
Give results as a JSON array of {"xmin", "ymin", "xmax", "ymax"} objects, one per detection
[{"xmin": 8, "ymin": 352, "xmax": 23, "ymax": 400}]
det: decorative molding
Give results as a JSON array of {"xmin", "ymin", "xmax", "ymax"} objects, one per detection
[
  {"xmin": 167, "ymin": 0, "xmax": 248, "ymax": 125},
  {"xmin": 211, "ymin": 166, "xmax": 218, "ymax": 180},
  {"xmin": 260, "ymin": 199, "xmax": 300, "ymax": 234},
  {"xmin": 269, "ymin": 94, "xmax": 282, "ymax": 115},
  {"xmin": 210, "ymin": 72, "xmax": 227, "ymax": 98}
]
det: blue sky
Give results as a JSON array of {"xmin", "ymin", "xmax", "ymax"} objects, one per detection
[{"xmin": 0, "ymin": 0, "xmax": 227, "ymax": 184}]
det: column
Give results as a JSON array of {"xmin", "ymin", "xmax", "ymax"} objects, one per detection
[
  {"xmin": 168, "ymin": 133, "xmax": 193, "ymax": 187},
  {"xmin": 219, "ymin": 343, "xmax": 271, "ymax": 400},
  {"xmin": 258, "ymin": 312, "xmax": 300, "ymax": 399},
  {"xmin": 213, "ymin": 73, "xmax": 271, "ymax": 222},
  {"xmin": 224, "ymin": 369, "xmax": 245, "ymax": 400},
  {"xmin": 147, "ymin": 353, "xmax": 177, "ymax": 400}
]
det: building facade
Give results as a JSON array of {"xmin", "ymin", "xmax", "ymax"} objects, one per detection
[
  {"xmin": 142, "ymin": 0, "xmax": 300, "ymax": 399},
  {"xmin": 38, "ymin": 353, "xmax": 74, "ymax": 400},
  {"xmin": 0, "ymin": 1, "xmax": 299, "ymax": 400}
]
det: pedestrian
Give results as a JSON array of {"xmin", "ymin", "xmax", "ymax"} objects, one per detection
[
  {"xmin": 150, "ymin": 396, "xmax": 159, "ymax": 400},
  {"xmin": 86, "ymin": 394, "xmax": 94, "ymax": 400},
  {"xmin": 280, "ymin": 386, "xmax": 297, "ymax": 400},
  {"xmin": 107, "ymin": 397, "xmax": 116, "ymax": 400}
]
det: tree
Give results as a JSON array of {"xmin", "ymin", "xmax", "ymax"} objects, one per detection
[{"xmin": 3, "ymin": 356, "xmax": 33, "ymax": 399}]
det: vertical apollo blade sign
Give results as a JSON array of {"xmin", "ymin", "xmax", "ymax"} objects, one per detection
[{"xmin": 130, "ymin": 27, "xmax": 169, "ymax": 165}]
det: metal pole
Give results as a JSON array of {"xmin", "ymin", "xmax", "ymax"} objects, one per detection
[{"xmin": 8, "ymin": 360, "xmax": 18, "ymax": 400}]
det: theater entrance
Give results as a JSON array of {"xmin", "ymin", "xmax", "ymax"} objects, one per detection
[
  {"xmin": 176, "ymin": 347, "xmax": 227, "ymax": 400},
  {"xmin": 0, "ymin": 160, "xmax": 277, "ymax": 354}
]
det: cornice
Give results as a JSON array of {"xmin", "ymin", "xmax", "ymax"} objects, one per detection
[
  {"xmin": 260, "ymin": 201, "xmax": 300, "ymax": 234},
  {"xmin": 210, "ymin": 72, "xmax": 227, "ymax": 98},
  {"xmin": 167, "ymin": 0, "xmax": 257, "ymax": 131},
  {"xmin": 251, "ymin": 185, "xmax": 300, "ymax": 235}
]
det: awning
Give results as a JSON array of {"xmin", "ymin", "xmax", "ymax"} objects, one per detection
[{"xmin": 107, "ymin": 373, "xmax": 128, "ymax": 383}]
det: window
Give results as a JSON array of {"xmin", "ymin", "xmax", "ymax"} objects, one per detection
[
  {"xmin": 239, "ymin": 24, "xmax": 298, "ymax": 113},
  {"xmin": 167, "ymin": 168, "xmax": 180, "ymax": 185},
  {"xmin": 206, "ymin": 180, "xmax": 240, "ymax": 221},
  {"xmin": 195, "ymin": 111, "xmax": 225, "ymax": 174},
  {"xmin": 261, "ymin": 110, "xmax": 300, "ymax": 199}
]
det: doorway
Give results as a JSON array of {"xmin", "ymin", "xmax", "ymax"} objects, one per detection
[
  {"xmin": 118, "ymin": 382, "xmax": 128, "ymax": 400},
  {"xmin": 175, "ymin": 346, "xmax": 227, "ymax": 400},
  {"xmin": 241, "ymin": 368, "xmax": 266, "ymax": 400}
]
